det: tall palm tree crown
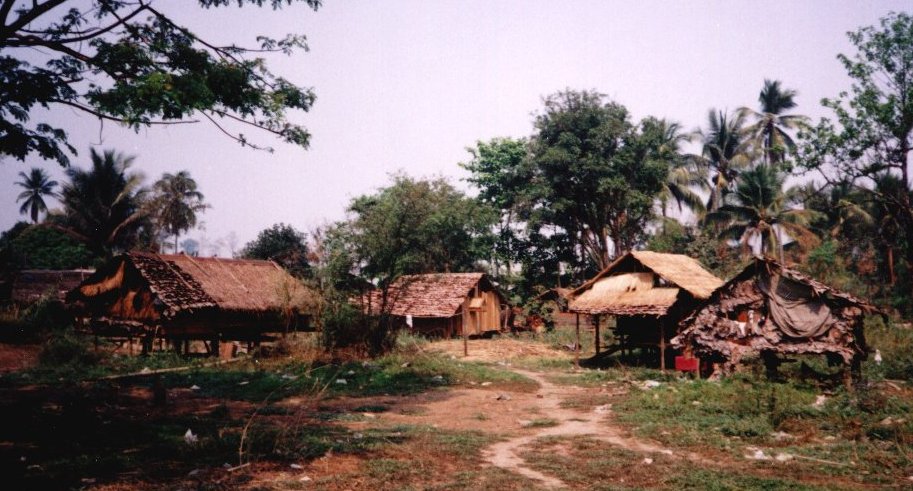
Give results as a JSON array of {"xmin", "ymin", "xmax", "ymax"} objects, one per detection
[
  {"xmin": 739, "ymin": 80, "xmax": 808, "ymax": 166},
  {"xmin": 59, "ymin": 149, "xmax": 148, "ymax": 254},
  {"xmin": 653, "ymin": 120, "xmax": 708, "ymax": 220},
  {"xmin": 152, "ymin": 171, "xmax": 207, "ymax": 252},
  {"xmin": 707, "ymin": 164, "xmax": 819, "ymax": 261},
  {"xmin": 15, "ymin": 168, "xmax": 58, "ymax": 223},
  {"xmin": 698, "ymin": 109, "xmax": 750, "ymax": 212}
]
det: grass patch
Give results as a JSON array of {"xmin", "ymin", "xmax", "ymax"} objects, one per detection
[
  {"xmin": 612, "ymin": 373, "xmax": 913, "ymax": 486},
  {"xmin": 524, "ymin": 418, "xmax": 559, "ymax": 428}
]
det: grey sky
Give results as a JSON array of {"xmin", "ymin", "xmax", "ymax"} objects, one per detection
[{"xmin": 1, "ymin": 1, "xmax": 909, "ymax": 254}]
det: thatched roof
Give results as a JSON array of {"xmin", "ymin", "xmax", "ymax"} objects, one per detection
[
  {"xmin": 363, "ymin": 273, "xmax": 502, "ymax": 318},
  {"xmin": 673, "ymin": 257, "xmax": 877, "ymax": 364},
  {"xmin": 568, "ymin": 251, "xmax": 723, "ymax": 316},
  {"xmin": 72, "ymin": 252, "xmax": 314, "ymax": 318}
]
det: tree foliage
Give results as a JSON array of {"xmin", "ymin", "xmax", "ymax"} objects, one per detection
[
  {"xmin": 55, "ymin": 148, "xmax": 149, "ymax": 255},
  {"xmin": 343, "ymin": 174, "xmax": 496, "ymax": 285},
  {"xmin": 460, "ymin": 137, "xmax": 531, "ymax": 277},
  {"xmin": 14, "ymin": 167, "xmax": 58, "ymax": 223},
  {"xmin": 0, "ymin": 0, "xmax": 321, "ymax": 167},
  {"xmin": 527, "ymin": 90, "xmax": 670, "ymax": 271},
  {"xmin": 798, "ymin": 11, "xmax": 913, "ymax": 306},
  {"xmin": 150, "ymin": 170, "xmax": 207, "ymax": 252},
  {"xmin": 239, "ymin": 222, "xmax": 310, "ymax": 278}
]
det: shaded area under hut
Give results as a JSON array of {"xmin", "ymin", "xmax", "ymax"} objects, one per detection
[
  {"xmin": 360, "ymin": 273, "xmax": 511, "ymax": 338},
  {"xmin": 568, "ymin": 250, "xmax": 724, "ymax": 369},
  {"xmin": 67, "ymin": 252, "xmax": 316, "ymax": 355},
  {"xmin": 672, "ymin": 257, "xmax": 877, "ymax": 383}
]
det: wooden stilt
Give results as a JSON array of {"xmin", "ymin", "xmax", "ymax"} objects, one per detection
[
  {"xmin": 575, "ymin": 313, "xmax": 580, "ymax": 369},
  {"xmin": 594, "ymin": 315, "xmax": 601, "ymax": 355},
  {"xmin": 659, "ymin": 321, "xmax": 666, "ymax": 372}
]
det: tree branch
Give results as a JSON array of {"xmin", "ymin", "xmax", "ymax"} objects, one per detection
[
  {"xmin": 52, "ymin": 99, "xmax": 201, "ymax": 125},
  {"xmin": 200, "ymin": 110, "xmax": 272, "ymax": 152},
  {"xmin": 2, "ymin": 0, "xmax": 69, "ymax": 39}
]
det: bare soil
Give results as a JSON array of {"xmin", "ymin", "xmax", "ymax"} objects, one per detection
[{"xmin": 0, "ymin": 342, "xmax": 39, "ymax": 372}]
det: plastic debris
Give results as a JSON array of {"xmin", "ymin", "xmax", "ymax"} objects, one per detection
[
  {"xmin": 335, "ymin": 379, "xmax": 347, "ymax": 385},
  {"xmin": 812, "ymin": 395, "xmax": 828, "ymax": 409},
  {"xmin": 290, "ymin": 463, "xmax": 304, "ymax": 470},
  {"xmin": 189, "ymin": 385, "xmax": 201, "ymax": 391},
  {"xmin": 480, "ymin": 381, "xmax": 492, "ymax": 387},
  {"xmin": 874, "ymin": 349, "xmax": 883, "ymax": 365},
  {"xmin": 642, "ymin": 457, "xmax": 653, "ymax": 465},
  {"xmin": 184, "ymin": 429, "xmax": 199, "ymax": 445},
  {"xmin": 641, "ymin": 380, "xmax": 662, "ymax": 389},
  {"xmin": 594, "ymin": 404, "xmax": 612, "ymax": 414}
]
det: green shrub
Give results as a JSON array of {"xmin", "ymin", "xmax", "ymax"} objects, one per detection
[{"xmin": 38, "ymin": 330, "xmax": 100, "ymax": 367}]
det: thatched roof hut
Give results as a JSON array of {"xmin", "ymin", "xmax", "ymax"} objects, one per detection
[
  {"xmin": 568, "ymin": 251, "xmax": 724, "ymax": 368},
  {"xmin": 672, "ymin": 257, "xmax": 877, "ymax": 377},
  {"xmin": 361, "ymin": 273, "xmax": 509, "ymax": 338},
  {"xmin": 68, "ymin": 252, "xmax": 316, "ymax": 343}
]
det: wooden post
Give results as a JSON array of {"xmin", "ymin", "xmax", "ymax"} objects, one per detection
[
  {"xmin": 594, "ymin": 315, "xmax": 601, "ymax": 355},
  {"xmin": 575, "ymin": 313, "xmax": 580, "ymax": 369},
  {"xmin": 659, "ymin": 321, "xmax": 666, "ymax": 372},
  {"xmin": 463, "ymin": 317, "xmax": 468, "ymax": 357}
]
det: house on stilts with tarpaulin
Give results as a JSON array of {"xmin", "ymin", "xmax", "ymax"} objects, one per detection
[
  {"xmin": 672, "ymin": 257, "xmax": 877, "ymax": 382},
  {"xmin": 567, "ymin": 250, "xmax": 724, "ymax": 369},
  {"xmin": 67, "ymin": 252, "xmax": 316, "ymax": 354}
]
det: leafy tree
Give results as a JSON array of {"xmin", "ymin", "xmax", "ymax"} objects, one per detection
[
  {"xmin": 14, "ymin": 167, "xmax": 58, "ymax": 223},
  {"xmin": 527, "ymin": 90, "xmax": 668, "ymax": 271},
  {"xmin": 739, "ymin": 80, "xmax": 808, "ymax": 166},
  {"xmin": 56, "ymin": 148, "xmax": 149, "ymax": 255},
  {"xmin": 696, "ymin": 109, "xmax": 750, "ymax": 212},
  {"xmin": 707, "ymin": 164, "xmax": 819, "ymax": 261},
  {"xmin": 0, "ymin": 0, "xmax": 321, "ymax": 167},
  {"xmin": 9, "ymin": 225, "xmax": 94, "ymax": 269},
  {"xmin": 345, "ymin": 174, "xmax": 496, "ymax": 283},
  {"xmin": 460, "ymin": 137, "xmax": 531, "ymax": 278},
  {"xmin": 240, "ymin": 223, "xmax": 310, "ymax": 278},
  {"xmin": 150, "ymin": 171, "xmax": 207, "ymax": 253},
  {"xmin": 797, "ymin": 12, "xmax": 913, "ymax": 301}
]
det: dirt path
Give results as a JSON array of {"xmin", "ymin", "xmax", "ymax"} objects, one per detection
[{"xmin": 480, "ymin": 369, "xmax": 692, "ymax": 489}]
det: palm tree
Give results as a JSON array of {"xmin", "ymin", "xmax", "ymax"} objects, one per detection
[
  {"xmin": 707, "ymin": 165, "xmax": 819, "ymax": 262},
  {"xmin": 59, "ymin": 149, "xmax": 149, "ymax": 255},
  {"xmin": 652, "ymin": 120, "xmax": 708, "ymax": 223},
  {"xmin": 697, "ymin": 109, "xmax": 751, "ymax": 213},
  {"xmin": 739, "ymin": 80, "xmax": 808, "ymax": 166},
  {"xmin": 15, "ymin": 168, "xmax": 58, "ymax": 223},
  {"xmin": 151, "ymin": 171, "xmax": 207, "ymax": 252}
]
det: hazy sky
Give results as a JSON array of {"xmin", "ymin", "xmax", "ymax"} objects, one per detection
[{"xmin": 2, "ymin": 1, "xmax": 910, "ymax": 255}]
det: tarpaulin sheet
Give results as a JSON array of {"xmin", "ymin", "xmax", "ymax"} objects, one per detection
[{"xmin": 757, "ymin": 270, "xmax": 834, "ymax": 338}]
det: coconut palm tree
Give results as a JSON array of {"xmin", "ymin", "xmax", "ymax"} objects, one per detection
[
  {"xmin": 707, "ymin": 164, "xmax": 819, "ymax": 262},
  {"xmin": 15, "ymin": 168, "xmax": 58, "ymax": 223},
  {"xmin": 59, "ymin": 149, "xmax": 149, "ymax": 255},
  {"xmin": 739, "ymin": 80, "xmax": 808, "ymax": 166},
  {"xmin": 151, "ymin": 171, "xmax": 207, "ymax": 253},
  {"xmin": 697, "ymin": 109, "xmax": 751, "ymax": 213},
  {"xmin": 652, "ymin": 119, "xmax": 708, "ymax": 223}
]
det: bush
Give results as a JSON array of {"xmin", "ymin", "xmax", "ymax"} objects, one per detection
[
  {"xmin": 320, "ymin": 301, "xmax": 398, "ymax": 356},
  {"xmin": 38, "ymin": 329, "xmax": 101, "ymax": 367},
  {"xmin": 864, "ymin": 315, "xmax": 913, "ymax": 381}
]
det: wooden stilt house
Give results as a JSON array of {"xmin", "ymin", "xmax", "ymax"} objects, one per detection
[
  {"xmin": 672, "ymin": 257, "xmax": 877, "ymax": 380},
  {"xmin": 568, "ymin": 251, "xmax": 723, "ymax": 369},
  {"xmin": 67, "ymin": 253, "xmax": 316, "ymax": 352},
  {"xmin": 362, "ymin": 273, "xmax": 510, "ymax": 338}
]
